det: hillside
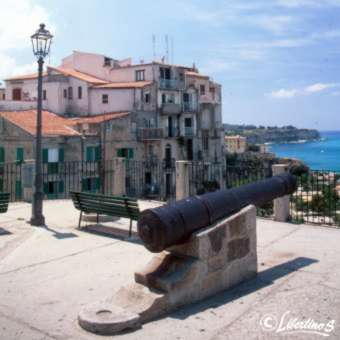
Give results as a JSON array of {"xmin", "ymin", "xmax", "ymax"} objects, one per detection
[{"xmin": 224, "ymin": 124, "xmax": 320, "ymax": 144}]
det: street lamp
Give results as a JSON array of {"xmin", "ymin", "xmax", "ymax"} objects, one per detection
[{"xmin": 30, "ymin": 23, "xmax": 53, "ymax": 226}]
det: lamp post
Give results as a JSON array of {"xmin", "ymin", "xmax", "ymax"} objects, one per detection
[{"xmin": 30, "ymin": 23, "xmax": 53, "ymax": 226}]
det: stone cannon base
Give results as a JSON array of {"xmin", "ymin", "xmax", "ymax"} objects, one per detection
[{"xmin": 78, "ymin": 205, "xmax": 258, "ymax": 335}]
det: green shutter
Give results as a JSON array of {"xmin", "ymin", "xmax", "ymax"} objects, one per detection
[
  {"xmin": 117, "ymin": 149, "xmax": 123, "ymax": 157},
  {"xmin": 43, "ymin": 182, "xmax": 49, "ymax": 195},
  {"xmin": 16, "ymin": 148, "xmax": 24, "ymax": 163},
  {"xmin": 59, "ymin": 148, "xmax": 64, "ymax": 162},
  {"xmin": 82, "ymin": 178, "xmax": 88, "ymax": 191},
  {"xmin": 95, "ymin": 177, "xmax": 100, "ymax": 191},
  {"xmin": 43, "ymin": 149, "xmax": 48, "ymax": 163},
  {"xmin": 15, "ymin": 180, "xmax": 22, "ymax": 199},
  {"xmin": 58, "ymin": 181, "xmax": 64, "ymax": 193},
  {"xmin": 0, "ymin": 147, "xmax": 5, "ymax": 163},
  {"xmin": 0, "ymin": 178, "xmax": 3, "ymax": 191},
  {"xmin": 95, "ymin": 146, "xmax": 101, "ymax": 161},
  {"xmin": 86, "ymin": 147, "xmax": 92, "ymax": 162},
  {"xmin": 128, "ymin": 148, "xmax": 134, "ymax": 159}
]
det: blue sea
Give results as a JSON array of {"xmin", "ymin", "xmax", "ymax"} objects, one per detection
[{"xmin": 269, "ymin": 131, "xmax": 340, "ymax": 172}]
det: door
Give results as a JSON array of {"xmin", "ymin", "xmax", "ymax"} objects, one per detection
[
  {"xmin": 187, "ymin": 139, "xmax": 193, "ymax": 161},
  {"xmin": 12, "ymin": 88, "xmax": 22, "ymax": 101},
  {"xmin": 168, "ymin": 116, "xmax": 173, "ymax": 137}
]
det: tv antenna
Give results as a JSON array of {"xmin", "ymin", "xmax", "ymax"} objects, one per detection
[{"xmin": 152, "ymin": 34, "xmax": 156, "ymax": 60}]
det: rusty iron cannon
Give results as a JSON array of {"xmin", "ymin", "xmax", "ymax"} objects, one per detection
[{"xmin": 137, "ymin": 173, "xmax": 297, "ymax": 252}]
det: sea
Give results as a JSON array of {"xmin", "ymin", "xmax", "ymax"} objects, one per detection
[{"xmin": 268, "ymin": 131, "xmax": 340, "ymax": 172}]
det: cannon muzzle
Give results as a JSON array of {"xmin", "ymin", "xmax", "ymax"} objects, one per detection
[{"xmin": 138, "ymin": 173, "xmax": 296, "ymax": 252}]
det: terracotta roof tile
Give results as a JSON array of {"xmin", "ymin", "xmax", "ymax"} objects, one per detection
[
  {"xmin": 93, "ymin": 81, "xmax": 153, "ymax": 89},
  {"xmin": 0, "ymin": 110, "xmax": 80, "ymax": 137},
  {"xmin": 48, "ymin": 66, "xmax": 108, "ymax": 85},
  {"xmin": 69, "ymin": 112, "xmax": 130, "ymax": 125},
  {"xmin": 185, "ymin": 71, "xmax": 209, "ymax": 79},
  {"xmin": 4, "ymin": 72, "xmax": 48, "ymax": 81}
]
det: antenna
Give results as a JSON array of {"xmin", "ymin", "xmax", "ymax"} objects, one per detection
[
  {"xmin": 152, "ymin": 34, "xmax": 156, "ymax": 60},
  {"xmin": 170, "ymin": 36, "xmax": 174, "ymax": 64},
  {"xmin": 165, "ymin": 34, "xmax": 169, "ymax": 63}
]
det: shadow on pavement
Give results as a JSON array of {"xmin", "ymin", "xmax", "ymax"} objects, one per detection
[
  {"xmin": 170, "ymin": 257, "xmax": 318, "ymax": 320},
  {"xmin": 0, "ymin": 227, "xmax": 12, "ymax": 236},
  {"xmin": 43, "ymin": 225, "xmax": 78, "ymax": 239}
]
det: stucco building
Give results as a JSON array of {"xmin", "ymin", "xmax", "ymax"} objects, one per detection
[
  {"xmin": 225, "ymin": 135, "xmax": 247, "ymax": 154},
  {"xmin": 1, "ymin": 51, "xmax": 223, "ymax": 163}
]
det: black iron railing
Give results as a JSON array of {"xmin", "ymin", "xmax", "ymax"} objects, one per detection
[{"xmin": 290, "ymin": 170, "xmax": 340, "ymax": 226}]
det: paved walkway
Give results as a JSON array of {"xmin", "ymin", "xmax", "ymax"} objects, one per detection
[{"xmin": 0, "ymin": 200, "xmax": 339, "ymax": 339}]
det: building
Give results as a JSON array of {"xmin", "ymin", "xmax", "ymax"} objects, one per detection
[
  {"xmin": 1, "ymin": 51, "xmax": 223, "ymax": 163},
  {"xmin": 225, "ymin": 135, "xmax": 247, "ymax": 154},
  {"xmin": 0, "ymin": 87, "xmax": 5, "ymax": 100}
]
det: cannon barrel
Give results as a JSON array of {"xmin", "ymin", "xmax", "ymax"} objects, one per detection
[{"xmin": 137, "ymin": 173, "xmax": 297, "ymax": 252}]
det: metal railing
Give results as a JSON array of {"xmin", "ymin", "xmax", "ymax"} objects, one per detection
[
  {"xmin": 290, "ymin": 170, "xmax": 340, "ymax": 226},
  {"xmin": 159, "ymin": 78, "xmax": 177, "ymax": 89},
  {"xmin": 0, "ymin": 162, "xmax": 23, "ymax": 201}
]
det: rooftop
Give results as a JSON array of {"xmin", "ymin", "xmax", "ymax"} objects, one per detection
[
  {"xmin": 0, "ymin": 110, "xmax": 80, "ymax": 137},
  {"xmin": 69, "ymin": 111, "xmax": 130, "ymax": 124},
  {"xmin": 0, "ymin": 200, "xmax": 339, "ymax": 339}
]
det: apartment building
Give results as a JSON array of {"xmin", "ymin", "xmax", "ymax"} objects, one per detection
[
  {"xmin": 225, "ymin": 135, "xmax": 247, "ymax": 154},
  {"xmin": 1, "ymin": 51, "xmax": 223, "ymax": 163}
]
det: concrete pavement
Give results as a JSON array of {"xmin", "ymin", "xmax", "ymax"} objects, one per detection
[{"xmin": 0, "ymin": 200, "xmax": 339, "ymax": 339}]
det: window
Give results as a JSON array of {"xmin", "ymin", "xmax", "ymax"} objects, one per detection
[
  {"xmin": 144, "ymin": 92, "xmax": 150, "ymax": 103},
  {"xmin": 116, "ymin": 148, "xmax": 134, "ymax": 159},
  {"xmin": 78, "ymin": 86, "xmax": 82, "ymax": 99},
  {"xmin": 12, "ymin": 88, "xmax": 22, "ymax": 101},
  {"xmin": 0, "ymin": 147, "xmax": 4, "ymax": 163},
  {"xmin": 136, "ymin": 70, "xmax": 145, "ymax": 81},
  {"xmin": 16, "ymin": 147, "xmax": 24, "ymax": 163},
  {"xmin": 63, "ymin": 89, "xmax": 67, "ymax": 98},
  {"xmin": 179, "ymin": 73, "xmax": 184, "ymax": 81},
  {"xmin": 86, "ymin": 146, "xmax": 101, "ymax": 162},
  {"xmin": 2, "ymin": 93, "xmax": 5, "ymax": 100},
  {"xmin": 43, "ymin": 90, "xmax": 47, "ymax": 100},
  {"xmin": 68, "ymin": 87, "xmax": 73, "ymax": 99},
  {"xmin": 200, "ymin": 84, "xmax": 205, "ymax": 95},
  {"xmin": 209, "ymin": 87, "xmax": 215, "ymax": 100},
  {"xmin": 102, "ymin": 94, "xmax": 108, "ymax": 104},
  {"xmin": 82, "ymin": 177, "xmax": 100, "ymax": 192},
  {"xmin": 43, "ymin": 148, "xmax": 64, "ymax": 174},
  {"xmin": 104, "ymin": 57, "xmax": 111, "ymax": 67},
  {"xmin": 44, "ymin": 181, "xmax": 64, "ymax": 198},
  {"xmin": 162, "ymin": 93, "xmax": 166, "ymax": 104},
  {"xmin": 160, "ymin": 67, "xmax": 171, "ymax": 79},
  {"xmin": 202, "ymin": 130, "xmax": 209, "ymax": 151}
]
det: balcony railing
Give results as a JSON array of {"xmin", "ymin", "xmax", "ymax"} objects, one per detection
[
  {"xmin": 161, "ymin": 103, "xmax": 182, "ymax": 114},
  {"xmin": 183, "ymin": 102, "xmax": 196, "ymax": 112},
  {"xmin": 159, "ymin": 78, "xmax": 177, "ymax": 89},
  {"xmin": 137, "ymin": 128, "xmax": 164, "ymax": 141},
  {"xmin": 184, "ymin": 127, "xmax": 194, "ymax": 136}
]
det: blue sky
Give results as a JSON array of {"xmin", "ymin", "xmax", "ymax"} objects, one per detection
[{"xmin": 1, "ymin": 0, "xmax": 340, "ymax": 130}]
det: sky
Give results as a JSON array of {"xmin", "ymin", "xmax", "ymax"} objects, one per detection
[{"xmin": 1, "ymin": 0, "xmax": 340, "ymax": 130}]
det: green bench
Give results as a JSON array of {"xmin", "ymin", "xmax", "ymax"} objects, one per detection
[
  {"xmin": 70, "ymin": 191, "xmax": 140, "ymax": 236},
  {"xmin": 0, "ymin": 193, "xmax": 10, "ymax": 214}
]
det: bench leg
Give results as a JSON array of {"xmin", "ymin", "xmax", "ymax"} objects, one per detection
[
  {"xmin": 78, "ymin": 211, "xmax": 83, "ymax": 229},
  {"xmin": 129, "ymin": 219, "xmax": 132, "ymax": 237}
]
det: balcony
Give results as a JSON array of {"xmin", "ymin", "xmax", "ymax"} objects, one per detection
[
  {"xmin": 184, "ymin": 127, "xmax": 194, "ymax": 137},
  {"xmin": 137, "ymin": 128, "xmax": 164, "ymax": 141},
  {"xmin": 159, "ymin": 78, "xmax": 177, "ymax": 89},
  {"xmin": 161, "ymin": 103, "xmax": 182, "ymax": 115},
  {"xmin": 183, "ymin": 102, "xmax": 197, "ymax": 112}
]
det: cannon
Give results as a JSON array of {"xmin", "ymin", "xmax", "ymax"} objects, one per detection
[{"xmin": 138, "ymin": 173, "xmax": 297, "ymax": 252}]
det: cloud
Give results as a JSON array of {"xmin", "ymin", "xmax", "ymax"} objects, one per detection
[
  {"xmin": 277, "ymin": 0, "xmax": 340, "ymax": 8},
  {"xmin": 0, "ymin": 0, "xmax": 54, "ymax": 79},
  {"xmin": 251, "ymin": 15, "xmax": 295, "ymax": 34},
  {"xmin": 270, "ymin": 83, "xmax": 340, "ymax": 98}
]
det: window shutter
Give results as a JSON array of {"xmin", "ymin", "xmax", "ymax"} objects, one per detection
[
  {"xmin": 86, "ymin": 147, "xmax": 92, "ymax": 162},
  {"xmin": 15, "ymin": 180, "xmax": 22, "ymax": 199},
  {"xmin": 0, "ymin": 178, "xmax": 3, "ymax": 191},
  {"xmin": 59, "ymin": 148, "xmax": 64, "ymax": 162},
  {"xmin": 42, "ymin": 149, "xmax": 48, "ymax": 163},
  {"xmin": 128, "ymin": 148, "xmax": 134, "ymax": 159},
  {"xmin": 43, "ymin": 182, "xmax": 49, "ymax": 195},
  {"xmin": 116, "ymin": 149, "xmax": 123, "ymax": 157},
  {"xmin": 82, "ymin": 178, "xmax": 88, "ymax": 191},
  {"xmin": 58, "ymin": 181, "xmax": 64, "ymax": 193},
  {"xmin": 95, "ymin": 177, "xmax": 100, "ymax": 191},
  {"xmin": 16, "ymin": 148, "xmax": 24, "ymax": 163},
  {"xmin": 95, "ymin": 146, "xmax": 101, "ymax": 161},
  {"xmin": 0, "ymin": 147, "xmax": 5, "ymax": 163}
]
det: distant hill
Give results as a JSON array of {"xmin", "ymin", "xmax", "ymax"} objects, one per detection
[{"xmin": 224, "ymin": 124, "xmax": 320, "ymax": 144}]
